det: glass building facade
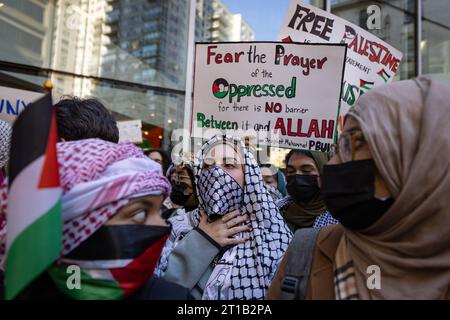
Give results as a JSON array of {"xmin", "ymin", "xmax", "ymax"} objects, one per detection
[
  {"xmin": 0, "ymin": 0, "xmax": 190, "ymax": 148},
  {"xmin": 0, "ymin": 0, "xmax": 449, "ymax": 149}
]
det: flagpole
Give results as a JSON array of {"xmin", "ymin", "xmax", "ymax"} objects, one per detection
[
  {"xmin": 43, "ymin": 80, "xmax": 53, "ymax": 93},
  {"xmin": 182, "ymin": 0, "xmax": 196, "ymax": 153}
]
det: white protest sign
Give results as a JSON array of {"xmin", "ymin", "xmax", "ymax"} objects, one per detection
[
  {"xmin": 191, "ymin": 42, "xmax": 346, "ymax": 151},
  {"xmin": 0, "ymin": 86, "xmax": 44, "ymax": 123},
  {"xmin": 278, "ymin": 1, "xmax": 403, "ymax": 127},
  {"xmin": 117, "ymin": 119, "xmax": 143, "ymax": 143}
]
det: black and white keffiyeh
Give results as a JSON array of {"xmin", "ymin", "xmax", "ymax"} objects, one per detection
[
  {"xmin": 197, "ymin": 166, "xmax": 243, "ymax": 216},
  {"xmin": 0, "ymin": 120, "xmax": 12, "ymax": 168},
  {"xmin": 157, "ymin": 135, "xmax": 292, "ymax": 300},
  {"xmin": 265, "ymin": 184, "xmax": 284, "ymax": 201},
  {"xmin": 275, "ymin": 195, "xmax": 294, "ymax": 213}
]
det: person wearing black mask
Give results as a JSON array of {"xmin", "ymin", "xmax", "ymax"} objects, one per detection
[
  {"xmin": 277, "ymin": 150, "xmax": 338, "ymax": 231},
  {"xmin": 0, "ymin": 139, "xmax": 191, "ymax": 300},
  {"xmin": 163, "ymin": 159, "xmax": 199, "ymax": 219},
  {"xmin": 268, "ymin": 77, "xmax": 450, "ymax": 300}
]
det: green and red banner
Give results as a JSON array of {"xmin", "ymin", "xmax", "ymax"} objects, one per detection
[{"xmin": 5, "ymin": 94, "xmax": 62, "ymax": 299}]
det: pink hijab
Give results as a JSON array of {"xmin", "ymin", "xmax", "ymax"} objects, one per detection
[{"xmin": 1, "ymin": 138, "xmax": 171, "ymax": 261}]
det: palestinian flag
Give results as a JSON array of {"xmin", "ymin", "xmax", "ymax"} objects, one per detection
[
  {"xmin": 377, "ymin": 68, "xmax": 391, "ymax": 83},
  {"xmin": 47, "ymin": 232, "xmax": 168, "ymax": 299},
  {"xmin": 5, "ymin": 94, "xmax": 62, "ymax": 299},
  {"xmin": 359, "ymin": 79, "xmax": 375, "ymax": 96}
]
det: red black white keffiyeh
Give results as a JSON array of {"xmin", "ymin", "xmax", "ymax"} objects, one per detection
[
  {"xmin": 58, "ymin": 138, "xmax": 171, "ymax": 254},
  {"xmin": 1, "ymin": 138, "xmax": 171, "ymax": 260}
]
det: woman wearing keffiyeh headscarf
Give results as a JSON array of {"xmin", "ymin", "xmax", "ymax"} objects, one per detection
[
  {"xmin": 268, "ymin": 77, "xmax": 450, "ymax": 300},
  {"xmin": 0, "ymin": 138, "xmax": 190, "ymax": 299},
  {"xmin": 157, "ymin": 135, "xmax": 292, "ymax": 300}
]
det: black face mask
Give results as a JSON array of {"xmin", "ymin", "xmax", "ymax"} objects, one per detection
[
  {"xmin": 170, "ymin": 182, "xmax": 192, "ymax": 206},
  {"xmin": 66, "ymin": 224, "xmax": 171, "ymax": 260},
  {"xmin": 321, "ymin": 159, "xmax": 394, "ymax": 230},
  {"xmin": 286, "ymin": 174, "xmax": 321, "ymax": 204}
]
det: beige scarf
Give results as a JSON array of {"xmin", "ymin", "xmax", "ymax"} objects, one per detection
[{"xmin": 335, "ymin": 77, "xmax": 450, "ymax": 299}]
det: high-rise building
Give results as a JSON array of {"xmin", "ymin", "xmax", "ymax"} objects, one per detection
[
  {"xmin": 230, "ymin": 13, "xmax": 255, "ymax": 42},
  {"xmin": 51, "ymin": 0, "xmax": 107, "ymax": 96},
  {"xmin": 0, "ymin": 0, "xmax": 55, "ymax": 67},
  {"xmin": 94, "ymin": 0, "xmax": 256, "ymax": 147},
  {"xmin": 205, "ymin": 0, "xmax": 255, "ymax": 42},
  {"xmin": 195, "ymin": 0, "xmax": 210, "ymax": 41},
  {"xmin": 96, "ymin": 0, "xmax": 189, "ymax": 147},
  {"xmin": 101, "ymin": 0, "xmax": 188, "ymax": 89}
]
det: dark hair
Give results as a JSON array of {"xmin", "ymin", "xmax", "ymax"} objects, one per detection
[
  {"xmin": 54, "ymin": 97, "xmax": 119, "ymax": 143},
  {"xmin": 147, "ymin": 148, "xmax": 171, "ymax": 175},
  {"xmin": 284, "ymin": 149, "xmax": 313, "ymax": 167}
]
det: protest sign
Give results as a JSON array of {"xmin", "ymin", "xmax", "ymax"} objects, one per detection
[
  {"xmin": 117, "ymin": 119, "xmax": 143, "ymax": 143},
  {"xmin": 278, "ymin": 1, "xmax": 403, "ymax": 126},
  {"xmin": 191, "ymin": 42, "xmax": 346, "ymax": 151},
  {"xmin": 0, "ymin": 86, "xmax": 44, "ymax": 123}
]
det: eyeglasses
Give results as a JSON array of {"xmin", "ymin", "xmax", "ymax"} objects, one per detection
[{"xmin": 330, "ymin": 130, "xmax": 365, "ymax": 163}]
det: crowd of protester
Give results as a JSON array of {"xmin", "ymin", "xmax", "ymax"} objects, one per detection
[{"xmin": 0, "ymin": 76, "xmax": 449, "ymax": 299}]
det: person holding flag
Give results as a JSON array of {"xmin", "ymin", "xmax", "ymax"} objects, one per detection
[{"xmin": 0, "ymin": 93, "xmax": 190, "ymax": 299}]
